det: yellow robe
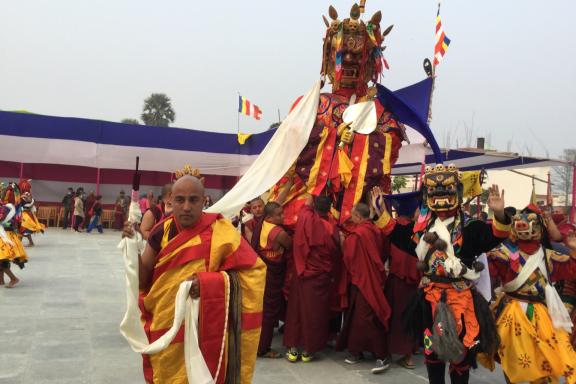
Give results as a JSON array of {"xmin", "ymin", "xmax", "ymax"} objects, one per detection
[{"xmin": 21, "ymin": 210, "xmax": 45, "ymax": 234}]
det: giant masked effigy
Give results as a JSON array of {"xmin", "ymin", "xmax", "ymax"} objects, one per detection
[
  {"xmin": 267, "ymin": 3, "xmax": 404, "ymax": 225},
  {"xmin": 207, "ymin": 2, "xmax": 441, "ymax": 222}
]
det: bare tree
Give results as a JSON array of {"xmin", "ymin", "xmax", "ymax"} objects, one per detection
[
  {"xmin": 462, "ymin": 112, "xmax": 476, "ymax": 148},
  {"xmin": 553, "ymin": 148, "xmax": 576, "ymax": 207}
]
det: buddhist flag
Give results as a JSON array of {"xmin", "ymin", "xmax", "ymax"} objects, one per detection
[
  {"xmin": 238, "ymin": 95, "xmax": 262, "ymax": 120},
  {"xmin": 433, "ymin": 5, "xmax": 451, "ymax": 66}
]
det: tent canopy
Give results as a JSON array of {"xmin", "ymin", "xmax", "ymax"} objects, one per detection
[
  {"xmin": 392, "ymin": 148, "xmax": 567, "ymax": 176},
  {"xmin": 0, "ymin": 106, "xmax": 564, "ymax": 178}
]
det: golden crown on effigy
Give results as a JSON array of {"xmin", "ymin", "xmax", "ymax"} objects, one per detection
[
  {"xmin": 174, "ymin": 165, "xmax": 204, "ymax": 184},
  {"xmin": 321, "ymin": 1, "xmax": 393, "ymax": 95}
]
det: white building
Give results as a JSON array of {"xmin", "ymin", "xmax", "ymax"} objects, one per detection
[{"xmin": 485, "ymin": 167, "xmax": 551, "ymax": 210}]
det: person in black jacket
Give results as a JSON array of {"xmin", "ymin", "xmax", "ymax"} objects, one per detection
[{"xmin": 61, "ymin": 187, "xmax": 74, "ymax": 229}]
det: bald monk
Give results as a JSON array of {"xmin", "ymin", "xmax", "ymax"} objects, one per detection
[
  {"xmin": 284, "ymin": 196, "xmax": 341, "ymax": 362},
  {"xmin": 251, "ymin": 201, "xmax": 292, "ymax": 358},
  {"xmin": 336, "ymin": 203, "xmax": 391, "ymax": 375},
  {"xmin": 123, "ymin": 175, "xmax": 266, "ymax": 383}
]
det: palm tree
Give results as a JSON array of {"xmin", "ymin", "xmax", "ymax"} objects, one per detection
[
  {"xmin": 121, "ymin": 118, "xmax": 140, "ymax": 125},
  {"xmin": 141, "ymin": 93, "xmax": 176, "ymax": 127},
  {"xmin": 391, "ymin": 176, "xmax": 408, "ymax": 193}
]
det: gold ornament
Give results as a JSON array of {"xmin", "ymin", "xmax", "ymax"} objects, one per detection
[{"xmin": 174, "ymin": 165, "xmax": 205, "ymax": 183}]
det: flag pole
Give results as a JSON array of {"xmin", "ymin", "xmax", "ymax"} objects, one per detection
[
  {"xmin": 426, "ymin": 1, "xmax": 441, "ymax": 125},
  {"xmin": 237, "ymin": 92, "xmax": 241, "ymax": 136}
]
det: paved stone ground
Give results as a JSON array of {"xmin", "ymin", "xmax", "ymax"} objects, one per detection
[{"xmin": 0, "ymin": 229, "xmax": 504, "ymax": 383}]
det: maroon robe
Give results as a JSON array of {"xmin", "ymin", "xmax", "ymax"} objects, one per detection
[
  {"xmin": 385, "ymin": 235, "xmax": 421, "ymax": 355},
  {"xmin": 252, "ymin": 220, "xmax": 287, "ymax": 354},
  {"xmin": 283, "ymin": 205, "xmax": 341, "ymax": 353},
  {"xmin": 336, "ymin": 220, "xmax": 391, "ymax": 358}
]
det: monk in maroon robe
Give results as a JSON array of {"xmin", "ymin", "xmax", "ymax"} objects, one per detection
[
  {"xmin": 251, "ymin": 202, "xmax": 292, "ymax": 358},
  {"xmin": 283, "ymin": 196, "xmax": 341, "ymax": 362},
  {"xmin": 336, "ymin": 203, "xmax": 391, "ymax": 375},
  {"xmin": 243, "ymin": 197, "xmax": 265, "ymax": 243}
]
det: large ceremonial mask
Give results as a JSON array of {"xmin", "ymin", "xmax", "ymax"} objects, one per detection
[
  {"xmin": 270, "ymin": 2, "xmax": 403, "ymax": 225},
  {"xmin": 511, "ymin": 206, "xmax": 544, "ymax": 241},
  {"xmin": 422, "ymin": 164, "xmax": 461, "ymax": 213}
]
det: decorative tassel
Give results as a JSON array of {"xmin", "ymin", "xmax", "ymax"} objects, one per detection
[{"xmin": 431, "ymin": 291, "xmax": 465, "ymax": 362}]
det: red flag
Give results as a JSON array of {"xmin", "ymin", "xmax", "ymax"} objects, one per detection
[{"xmin": 253, "ymin": 105, "xmax": 262, "ymax": 120}]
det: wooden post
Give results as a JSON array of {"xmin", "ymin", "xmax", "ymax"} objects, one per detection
[{"xmin": 96, "ymin": 168, "xmax": 101, "ymax": 195}]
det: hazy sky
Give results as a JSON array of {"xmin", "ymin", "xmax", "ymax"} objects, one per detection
[{"xmin": 1, "ymin": 0, "xmax": 574, "ymax": 158}]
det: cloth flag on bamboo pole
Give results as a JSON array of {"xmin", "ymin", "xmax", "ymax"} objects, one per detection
[
  {"xmin": 530, "ymin": 177, "xmax": 538, "ymax": 205},
  {"xmin": 433, "ymin": 5, "xmax": 451, "ymax": 66},
  {"xmin": 238, "ymin": 95, "xmax": 262, "ymax": 120}
]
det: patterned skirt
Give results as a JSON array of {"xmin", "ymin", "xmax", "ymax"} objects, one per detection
[
  {"xmin": 21, "ymin": 211, "xmax": 45, "ymax": 234},
  {"xmin": 496, "ymin": 299, "xmax": 576, "ymax": 383},
  {"xmin": 0, "ymin": 231, "xmax": 28, "ymax": 268}
]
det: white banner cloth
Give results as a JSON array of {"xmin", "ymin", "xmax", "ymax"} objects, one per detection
[{"xmin": 206, "ymin": 81, "xmax": 321, "ymax": 217}]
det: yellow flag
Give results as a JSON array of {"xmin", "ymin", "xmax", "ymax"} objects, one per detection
[
  {"xmin": 237, "ymin": 133, "xmax": 253, "ymax": 145},
  {"xmin": 460, "ymin": 171, "xmax": 483, "ymax": 199}
]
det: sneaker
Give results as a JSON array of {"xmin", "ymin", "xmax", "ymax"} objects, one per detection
[
  {"xmin": 286, "ymin": 348, "xmax": 299, "ymax": 363},
  {"xmin": 301, "ymin": 352, "xmax": 313, "ymax": 363},
  {"xmin": 344, "ymin": 354, "xmax": 363, "ymax": 365},
  {"xmin": 371, "ymin": 359, "xmax": 391, "ymax": 374}
]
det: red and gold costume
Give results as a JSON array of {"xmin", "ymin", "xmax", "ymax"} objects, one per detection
[
  {"xmin": 269, "ymin": 3, "xmax": 404, "ymax": 225},
  {"xmin": 142, "ymin": 213, "xmax": 266, "ymax": 383},
  {"xmin": 0, "ymin": 183, "xmax": 27, "ymax": 269},
  {"xmin": 488, "ymin": 206, "xmax": 576, "ymax": 383},
  {"xmin": 19, "ymin": 180, "xmax": 45, "ymax": 236}
]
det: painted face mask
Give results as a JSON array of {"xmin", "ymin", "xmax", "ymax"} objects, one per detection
[
  {"xmin": 423, "ymin": 164, "xmax": 460, "ymax": 213},
  {"xmin": 512, "ymin": 207, "xmax": 543, "ymax": 241}
]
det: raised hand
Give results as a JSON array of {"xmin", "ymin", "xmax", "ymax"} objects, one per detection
[
  {"xmin": 122, "ymin": 220, "xmax": 135, "ymax": 239},
  {"xmin": 370, "ymin": 187, "xmax": 384, "ymax": 216},
  {"xmin": 487, "ymin": 184, "xmax": 505, "ymax": 221},
  {"xmin": 565, "ymin": 231, "xmax": 576, "ymax": 254}
]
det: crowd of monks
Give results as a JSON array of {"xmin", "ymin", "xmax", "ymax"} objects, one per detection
[{"xmin": 241, "ymin": 195, "xmax": 423, "ymax": 373}]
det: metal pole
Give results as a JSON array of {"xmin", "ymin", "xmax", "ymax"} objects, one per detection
[
  {"xmin": 570, "ymin": 164, "xmax": 576, "ymax": 224},
  {"xmin": 18, "ymin": 162, "xmax": 24, "ymax": 182}
]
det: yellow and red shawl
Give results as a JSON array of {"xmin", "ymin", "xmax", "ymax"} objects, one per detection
[{"xmin": 140, "ymin": 213, "xmax": 266, "ymax": 384}]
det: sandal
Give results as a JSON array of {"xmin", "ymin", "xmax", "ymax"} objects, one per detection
[
  {"xmin": 398, "ymin": 356, "xmax": 416, "ymax": 370},
  {"xmin": 258, "ymin": 350, "xmax": 282, "ymax": 359}
]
